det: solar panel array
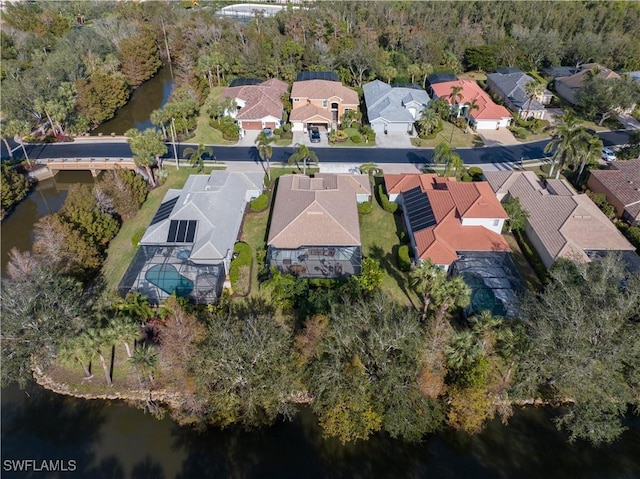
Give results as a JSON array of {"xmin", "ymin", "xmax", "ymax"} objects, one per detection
[
  {"xmin": 229, "ymin": 78, "xmax": 263, "ymax": 87},
  {"xmin": 295, "ymin": 71, "xmax": 339, "ymax": 82},
  {"xmin": 167, "ymin": 220, "xmax": 197, "ymax": 243},
  {"xmin": 149, "ymin": 197, "xmax": 179, "ymax": 226},
  {"xmin": 403, "ymin": 187, "xmax": 436, "ymax": 232}
]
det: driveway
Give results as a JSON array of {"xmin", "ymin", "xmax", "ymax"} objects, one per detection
[
  {"xmin": 618, "ymin": 114, "xmax": 640, "ymax": 130},
  {"xmin": 293, "ymin": 126, "xmax": 329, "ymax": 148},
  {"xmin": 477, "ymin": 128, "xmax": 519, "ymax": 146},
  {"xmin": 375, "ymin": 132, "xmax": 414, "ymax": 148},
  {"xmin": 236, "ymin": 129, "xmax": 261, "ymax": 147}
]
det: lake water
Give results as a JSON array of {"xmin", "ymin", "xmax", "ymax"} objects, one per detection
[
  {"xmin": 92, "ymin": 67, "xmax": 174, "ymax": 136},
  {"xmin": 1, "ymin": 166, "xmax": 639, "ymax": 479}
]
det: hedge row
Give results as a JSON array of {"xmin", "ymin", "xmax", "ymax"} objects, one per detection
[
  {"xmin": 250, "ymin": 193, "xmax": 269, "ymax": 211},
  {"xmin": 397, "ymin": 245, "xmax": 412, "ymax": 271},
  {"xmin": 377, "ymin": 184, "xmax": 398, "ymax": 213}
]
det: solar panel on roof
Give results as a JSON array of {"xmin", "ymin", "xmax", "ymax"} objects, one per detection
[
  {"xmin": 295, "ymin": 71, "xmax": 339, "ymax": 82},
  {"xmin": 150, "ymin": 197, "xmax": 178, "ymax": 226},
  {"xmin": 167, "ymin": 220, "xmax": 198, "ymax": 243},
  {"xmin": 229, "ymin": 78, "xmax": 263, "ymax": 87},
  {"xmin": 403, "ymin": 187, "xmax": 436, "ymax": 232}
]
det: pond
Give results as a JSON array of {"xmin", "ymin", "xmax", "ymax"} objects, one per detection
[{"xmin": 92, "ymin": 66, "xmax": 174, "ymax": 136}]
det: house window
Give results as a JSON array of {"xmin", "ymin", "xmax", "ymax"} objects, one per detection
[
  {"xmin": 493, "ymin": 220, "xmax": 499, "ymax": 226},
  {"xmin": 293, "ymin": 98, "xmax": 300, "ymax": 102},
  {"xmin": 322, "ymin": 100, "xmax": 328, "ymax": 108}
]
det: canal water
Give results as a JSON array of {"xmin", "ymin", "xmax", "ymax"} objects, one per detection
[
  {"xmin": 92, "ymin": 67, "xmax": 174, "ymax": 136},
  {"xmin": 2, "ymin": 172, "xmax": 640, "ymax": 478}
]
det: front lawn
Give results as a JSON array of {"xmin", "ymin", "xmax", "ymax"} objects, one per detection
[
  {"xmin": 186, "ymin": 87, "xmax": 237, "ymax": 145},
  {"xmin": 411, "ymin": 125, "xmax": 484, "ymax": 148},
  {"xmin": 330, "ymin": 127, "xmax": 375, "ymax": 147}
]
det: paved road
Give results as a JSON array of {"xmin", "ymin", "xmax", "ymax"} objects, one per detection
[{"xmin": 2, "ymin": 130, "xmax": 635, "ymax": 166}]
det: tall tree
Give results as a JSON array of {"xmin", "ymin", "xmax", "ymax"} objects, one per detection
[
  {"xmin": 117, "ymin": 27, "xmax": 161, "ymax": 88},
  {"xmin": 417, "ymin": 107, "xmax": 441, "ymax": 137},
  {"xmin": 288, "ymin": 144, "xmax": 318, "ymax": 175},
  {"xmin": 432, "ymin": 142, "xmax": 463, "ymax": 177},
  {"xmin": 464, "ymin": 98, "xmax": 480, "ymax": 133},
  {"xmin": 255, "ymin": 131, "xmax": 274, "ymax": 182},
  {"xmin": 502, "ymin": 197, "xmax": 530, "ymax": 233},
  {"xmin": 183, "ymin": 143, "xmax": 213, "ymax": 173},
  {"xmin": 515, "ymin": 255, "xmax": 640, "ymax": 445},
  {"xmin": 126, "ymin": 128, "xmax": 168, "ymax": 187},
  {"xmin": 543, "ymin": 111, "xmax": 590, "ymax": 179},
  {"xmin": 523, "ymin": 80, "xmax": 544, "ymax": 120}
]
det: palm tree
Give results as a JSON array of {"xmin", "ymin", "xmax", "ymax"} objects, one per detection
[
  {"xmin": 448, "ymin": 85, "xmax": 464, "ymax": 119},
  {"xmin": 110, "ymin": 317, "xmax": 140, "ymax": 358},
  {"xmin": 416, "ymin": 108, "xmax": 440, "ymax": 136},
  {"xmin": 130, "ymin": 343, "xmax": 158, "ymax": 383},
  {"xmin": 523, "ymin": 80, "xmax": 545, "ymax": 120},
  {"xmin": 58, "ymin": 335, "xmax": 95, "ymax": 380},
  {"xmin": 255, "ymin": 131, "xmax": 274, "ymax": 182},
  {"xmin": 576, "ymin": 132, "xmax": 603, "ymax": 182},
  {"xmin": 84, "ymin": 328, "xmax": 116, "ymax": 387},
  {"xmin": 410, "ymin": 259, "xmax": 447, "ymax": 320},
  {"xmin": 113, "ymin": 292, "xmax": 154, "ymax": 322},
  {"xmin": 464, "ymin": 98, "xmax": 480, "ymax": 133},
  {"xmin": 183, "ymin": 143, "xmax": 213, "ymax": 173},
  {"xmin": 544, "ymin": 112, "xmax": 589, "ymax": 179},
  {"xmin": 150, "ymin": 109, "xmax": 168, "ymax": 139},
  {"xmin": 288, "ymin": 143, "xmax": 318, "ymax": 175},
  {"xmin": 432, "ymin": 142, "xmax": 463, "ymax": 177}
]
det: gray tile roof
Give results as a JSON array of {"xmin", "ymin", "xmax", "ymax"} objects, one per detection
[
  {"xmin": 485, "ymin": 171, "xmax": 635, "ymax": 268},
  {"xmin": 363, "ymin": 80, "xmax": 430, "ymax": 124},
  {"xmin": 487, "ymin": 69, "xmax": 550, "ymax": 112},
  {"xmin": 141, "ymin": 171, "xmax": 263, "ymax": 264}
]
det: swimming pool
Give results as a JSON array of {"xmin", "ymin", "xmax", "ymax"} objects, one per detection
[{"xmin": 145, "ymin": 264, "xmax": 194, "ymax": 297}]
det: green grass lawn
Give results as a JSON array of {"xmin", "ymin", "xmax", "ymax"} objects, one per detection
[
  {"xmin": 102, "ymin": 167, "xmax": 216, "ymax": 292},
  {"xmin": 411, "ymin": 125, "xmax": 484, "ymax": 148},
  {"xmin": 515, "ymin": 130, "xmax": 552, "ymax": 143},
  {"xmin": 239, "ymin": 208, "xmax": 270, "ymax": 295},
  {"xmin": 330, "ymin": 127, "xmax": 376, "ymax": 147},
  {"xmin": 186, "ymin": 87, "xmax": 236, "ymax": 145},
  {"xmin": 359, "ymin": 196, "xmax": 420, "ymax": 308},
  {"xmin": 503, "ymin": 233, "xmax": 543, "ymax": 292}
]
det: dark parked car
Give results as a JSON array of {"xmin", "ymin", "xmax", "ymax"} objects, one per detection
[{"xmin": 309, "ymin": 127, "xmax": 321, "ymax": 143}]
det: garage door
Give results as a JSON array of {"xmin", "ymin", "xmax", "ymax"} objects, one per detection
[
  {"xmin": 371, "ymin": 123, "xmax": 385, "ymax": 135},
  {"xmin": 264, "ymin": 122, "xmax": 277, "ymax": 129},
  {"xmin": 241, "ymin": 121, "xmax": 263, "ymax": 130},
  {"xmin": 387, "ymin": 122, "xmax": 410, "ymax": 133}
]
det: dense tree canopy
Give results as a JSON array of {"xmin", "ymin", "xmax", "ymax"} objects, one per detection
[
  {"xmin": 515, "ymin": 255, "xmax": 640, "ymax": 445},
  {"xmin": 0, "ymin": 164, "xmax": 30, "ymax": 218}
]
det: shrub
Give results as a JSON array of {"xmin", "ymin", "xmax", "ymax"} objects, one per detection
[
  {"xmin": 508, "ymin": 126, "xmax": 527, "ymax": 139},
  {"xmin": 217, "ymin": 117, "xmax": 240, "ymax": 141},
  {"xmin": 359, "ymin": 125, "xmax": 376, "ymax": 142},
  {"xmin": 280, "ymin": 131, "xmax": 293, "ymax": 140},
  {"xmin": 230, "ymin": 242, "xmax": 252, "ymax": 294},
  {"xmin": 350, "ymin": 134, "xmax": 362, "ymax": 143},
  {"xmin": 329, "ymin": 130, "xmax": 348, "ymax": 143},
  {"xmin": 531, "ymin": 119, "xmax": 550, "ymax": 133},
  {"xmin": 250, "ymin": 193, "xmax": 269, "ymax": 211},
  {"xmin": 461, "ymin": 173, "xmax": 473, "ymax": 182},
  {"xmin": 399, "ymin": 231, "xmax": 409, "ymax": 244},
  {"xmin": 617, "ymin": 222, "xmax": 640, "ymax": 253},
  {"xmin": 586, "ymin": 190, "xmax": 616, "ymax": 219},
  {"xmin": 514, "ymin": 230, "xmax": 548, "ymax": 283},
  {"xmin": 397, "ymin": 245, "xmax": 412, "ymax": 271},
  {"xmin": 131, "ymin": 227, "xmax": 146, "ymax": 247},
  {"xmin": 467, "ymin": 166, "xmax": 483, "ymax": 180},
  {"xmin": 283, "ymin": 123, "xmax": 291, "ymax": 132},
  {"xmin": 357, "ymin": 201, "xmax": 372, "ymax": 215},
  {"xmin": 377, "ymin": 184, "xmax": 398, "ymax": 213}
]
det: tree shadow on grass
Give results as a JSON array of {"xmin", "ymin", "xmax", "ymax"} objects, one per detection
[{"xmin": 368, "ymin": 244, "xmax": 418, "ymax": 309}]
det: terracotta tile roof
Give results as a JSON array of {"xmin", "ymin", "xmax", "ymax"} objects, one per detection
[
  {"xmin": 588, "ymin": 159, "xmax": 640, "ymax": 221},
  {"xmin": 384, "ymin": 174, "xmax": 510, "ymax": 265},
  {"xmin": 484, "ymin": 171, "xmax": 635, "ymax": 268},
  {"xmin": 289, "ymin": 103, "xmax": 333, "ymax": 122},
  {"xmin": 221, "ymin": 78, "xmax": 288, "ymax": 121},
  {"xmin": 431, "ymin": 80, "xmax": 512, "ymax": 121},
  {"xmin": 268, "ymin": 174, "xmax": 371, "ymax": 249},
  {"xmin": 291, "ymin": 79, "xmax": 359, "ymax": 105}
]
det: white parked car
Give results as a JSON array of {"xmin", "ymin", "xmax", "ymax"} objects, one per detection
[{"xmin": 602, "ymin": 148, "xmax": 616, "ymax": 162}]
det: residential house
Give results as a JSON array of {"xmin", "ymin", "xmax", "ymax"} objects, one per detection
[
  {"xmin": 290, "ymin": 78, "xmax": 359, "ymax": 132},
  {"xmin": 430, "ymin": 80, "xmax": 513, "ymax": 130},
  {"xmin": 425, "ymin": 72, "xmax": 458, "ymax": 95},
  {"xmin": 486, "ymin": 67, "xmax": 553, "ymax": 120},
  {"xmin": 588, "ymin": 159, "xmax": 640, "ymax": 226},
  {"xmin": 363, "ymin": 80, "xmax": 430, "ymax": 134},
  {"xmin": 267, "ymin": 173, "xmax": 371, "ymax": 278},
  {"xmin": 220, "ymin": 78, "xmax": 288, "ymax": 131},
  {"xmin": 118, "ymin": 171, "xmax": 264, "ymax": 304},
  {"xmin": 554, "ymin": 63, "xmax": 620, "ymax": 105},
  {"xmin": 384, "ymin": 174, "xmax": 510, "ymax": 269},
  {"xmin": 485, "ymin": 171, "xmax": 636, "ymax": 269}
]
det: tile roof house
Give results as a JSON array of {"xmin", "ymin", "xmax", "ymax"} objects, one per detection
[
  {"xmin": 267, "ymin": 174, "xmax": 371, "ymax": 278},
  {"xmin": 587, "ymin": 159, "xmax": 640, "ymax": 226},
  {"xmin": 118, "ymin": 171, "xmax": 263, "ymax": 304},
  {"xmin": 485, "ymin": 171, "xmax": 636, "ymax": 269},
  {"xmin": 554, "ymin": 63, "xmax": 621, "ymax": 105},
  {"xmin": 363, "ymin": 80, "xmax": 430, "ymax": 134},
  {"xmin": 221, "ymin": 78, "xmax": 288, "ymax": 131},
  {"xmin": 486, "ymin": 68, "xmax": 553, "ymax": 120},
  {"xmin": 290, "ymin": 79, "xmax": 359, "ymax": 132},
  {"xmin": 430, "ymin": 80, "xmax": 512, "ymax": 130},
  {"xmin": 384, "ymin": 174, "xmax": 510, "ymax": 268}
]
